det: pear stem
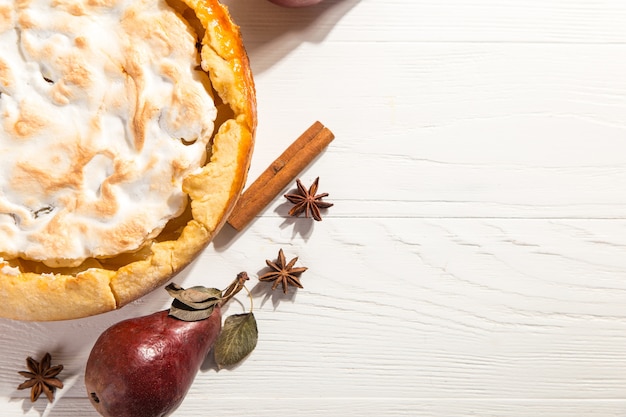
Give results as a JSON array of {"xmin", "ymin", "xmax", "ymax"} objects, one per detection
[
  {"xmin": 220, "ymin": 271, "xmax": 250, "ymax": 307},
  {"xmin": 242, "ymin": 284, "xmax": 254, "ymax": 313}
]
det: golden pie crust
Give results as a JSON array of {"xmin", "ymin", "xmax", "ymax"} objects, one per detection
[{"xmin": 0, "ymin": 0, "xmax": 256, "ymax": 321}]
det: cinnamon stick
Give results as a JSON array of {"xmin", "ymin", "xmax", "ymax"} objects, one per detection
[{"xmin": 227, "ymin": 121, "xmax": 335, "ymax": 231}]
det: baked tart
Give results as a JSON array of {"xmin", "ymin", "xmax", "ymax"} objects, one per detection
[{"xmin": 0, "ymin": 0, "xmax": 256, "ymax": 321}]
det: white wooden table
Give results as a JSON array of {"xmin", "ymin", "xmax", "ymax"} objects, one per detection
[{"xmin": 2, "ymin": 0, "xmax": 626, "ymax": 415}]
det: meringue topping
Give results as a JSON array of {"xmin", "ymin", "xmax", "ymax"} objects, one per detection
[{"xmin": 0, "ymin": 0, "xmax": 216, "ymax": 266}]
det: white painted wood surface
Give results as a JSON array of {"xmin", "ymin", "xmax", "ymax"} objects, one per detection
[{"xmin": 2, "ymin": 0, "xmax": 626, "ymax": 415}]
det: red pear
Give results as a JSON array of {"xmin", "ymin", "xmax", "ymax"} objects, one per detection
[{"xmin": 85, "ymin": 288, "xmax": 222, "ymax": 417}]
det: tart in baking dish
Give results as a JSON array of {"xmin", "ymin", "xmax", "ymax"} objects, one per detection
[{"xmin": 0, "ymin": 0, "xmax": 256, "ymax": 320}]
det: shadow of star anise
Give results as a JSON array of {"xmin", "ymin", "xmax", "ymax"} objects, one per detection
[
  {"xmin": 259, "ymin": 248, "xmax": 308, "ymax": 294},
  {"xmin": 17, "ymin": 352, "xmax": 63, "ymax": 403},
  {"xmin": 284, "ymin": 177, "xmax": 333, "ymax": 221}
]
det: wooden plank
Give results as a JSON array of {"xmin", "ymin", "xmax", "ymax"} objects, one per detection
[
  {"xmin": 224, "ymin": 0, "xmax": 626, "ymax": 44},
  {"xmin": 245, "ymin": 42, "xmax": 626, "ymax": 218},
  {"xmin": 4, "ymin": 398, "xmax": 626, "ymax": 417},
  {"xmin": 197, "ymin": 218, "xmax": 626, "ymax": 400}
]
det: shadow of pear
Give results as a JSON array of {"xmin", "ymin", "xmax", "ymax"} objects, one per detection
[{"xmin": 221, "ymin": 0, "xmax": 361, "ymax": 74}]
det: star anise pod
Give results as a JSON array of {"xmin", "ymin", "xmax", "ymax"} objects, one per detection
[
  {"xmin": 259, "ymin": 248, "xmax": 308, "ymax": 294},
  {"xmin": 17, "ymin": 352, "xmax": 63, "ymax": 403},
  {"xmin": 284, "ymin": 177, "xmax": 333, "ymax": 221}
]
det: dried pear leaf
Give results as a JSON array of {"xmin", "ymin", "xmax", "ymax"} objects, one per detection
[
  {"xmin": 165, "ymin": 282, "xmax": 185, "ymax": 296},
  {"xmin": 180, "ymin": 294, "xmax": 222, "ymax": 310},
  {"xmin": 165, "ymin": 283, "xmax": 221, "ymax": 321},
  {"xmin": 214, "ymin": 313, "xmax": 258, "ymax": 368},
  {"xmin": 184, "ymin": 286, "xmax": 222, "ymax": 302},
  {"xmin": 169, "ymin": 299, "xmax": 216, "ymax": 322},
  {"xmin": 166, "ymin": 283, "xmax": 222, "ymax": 309}
]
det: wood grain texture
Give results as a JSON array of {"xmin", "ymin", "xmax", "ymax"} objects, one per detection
[
  {"xmin": 8, "ymin": 398, "xmax": 626, "ymax": 417},
  {"xmin": 2, "ymin": 0, "xmax": 626, "ymax": 415}
]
